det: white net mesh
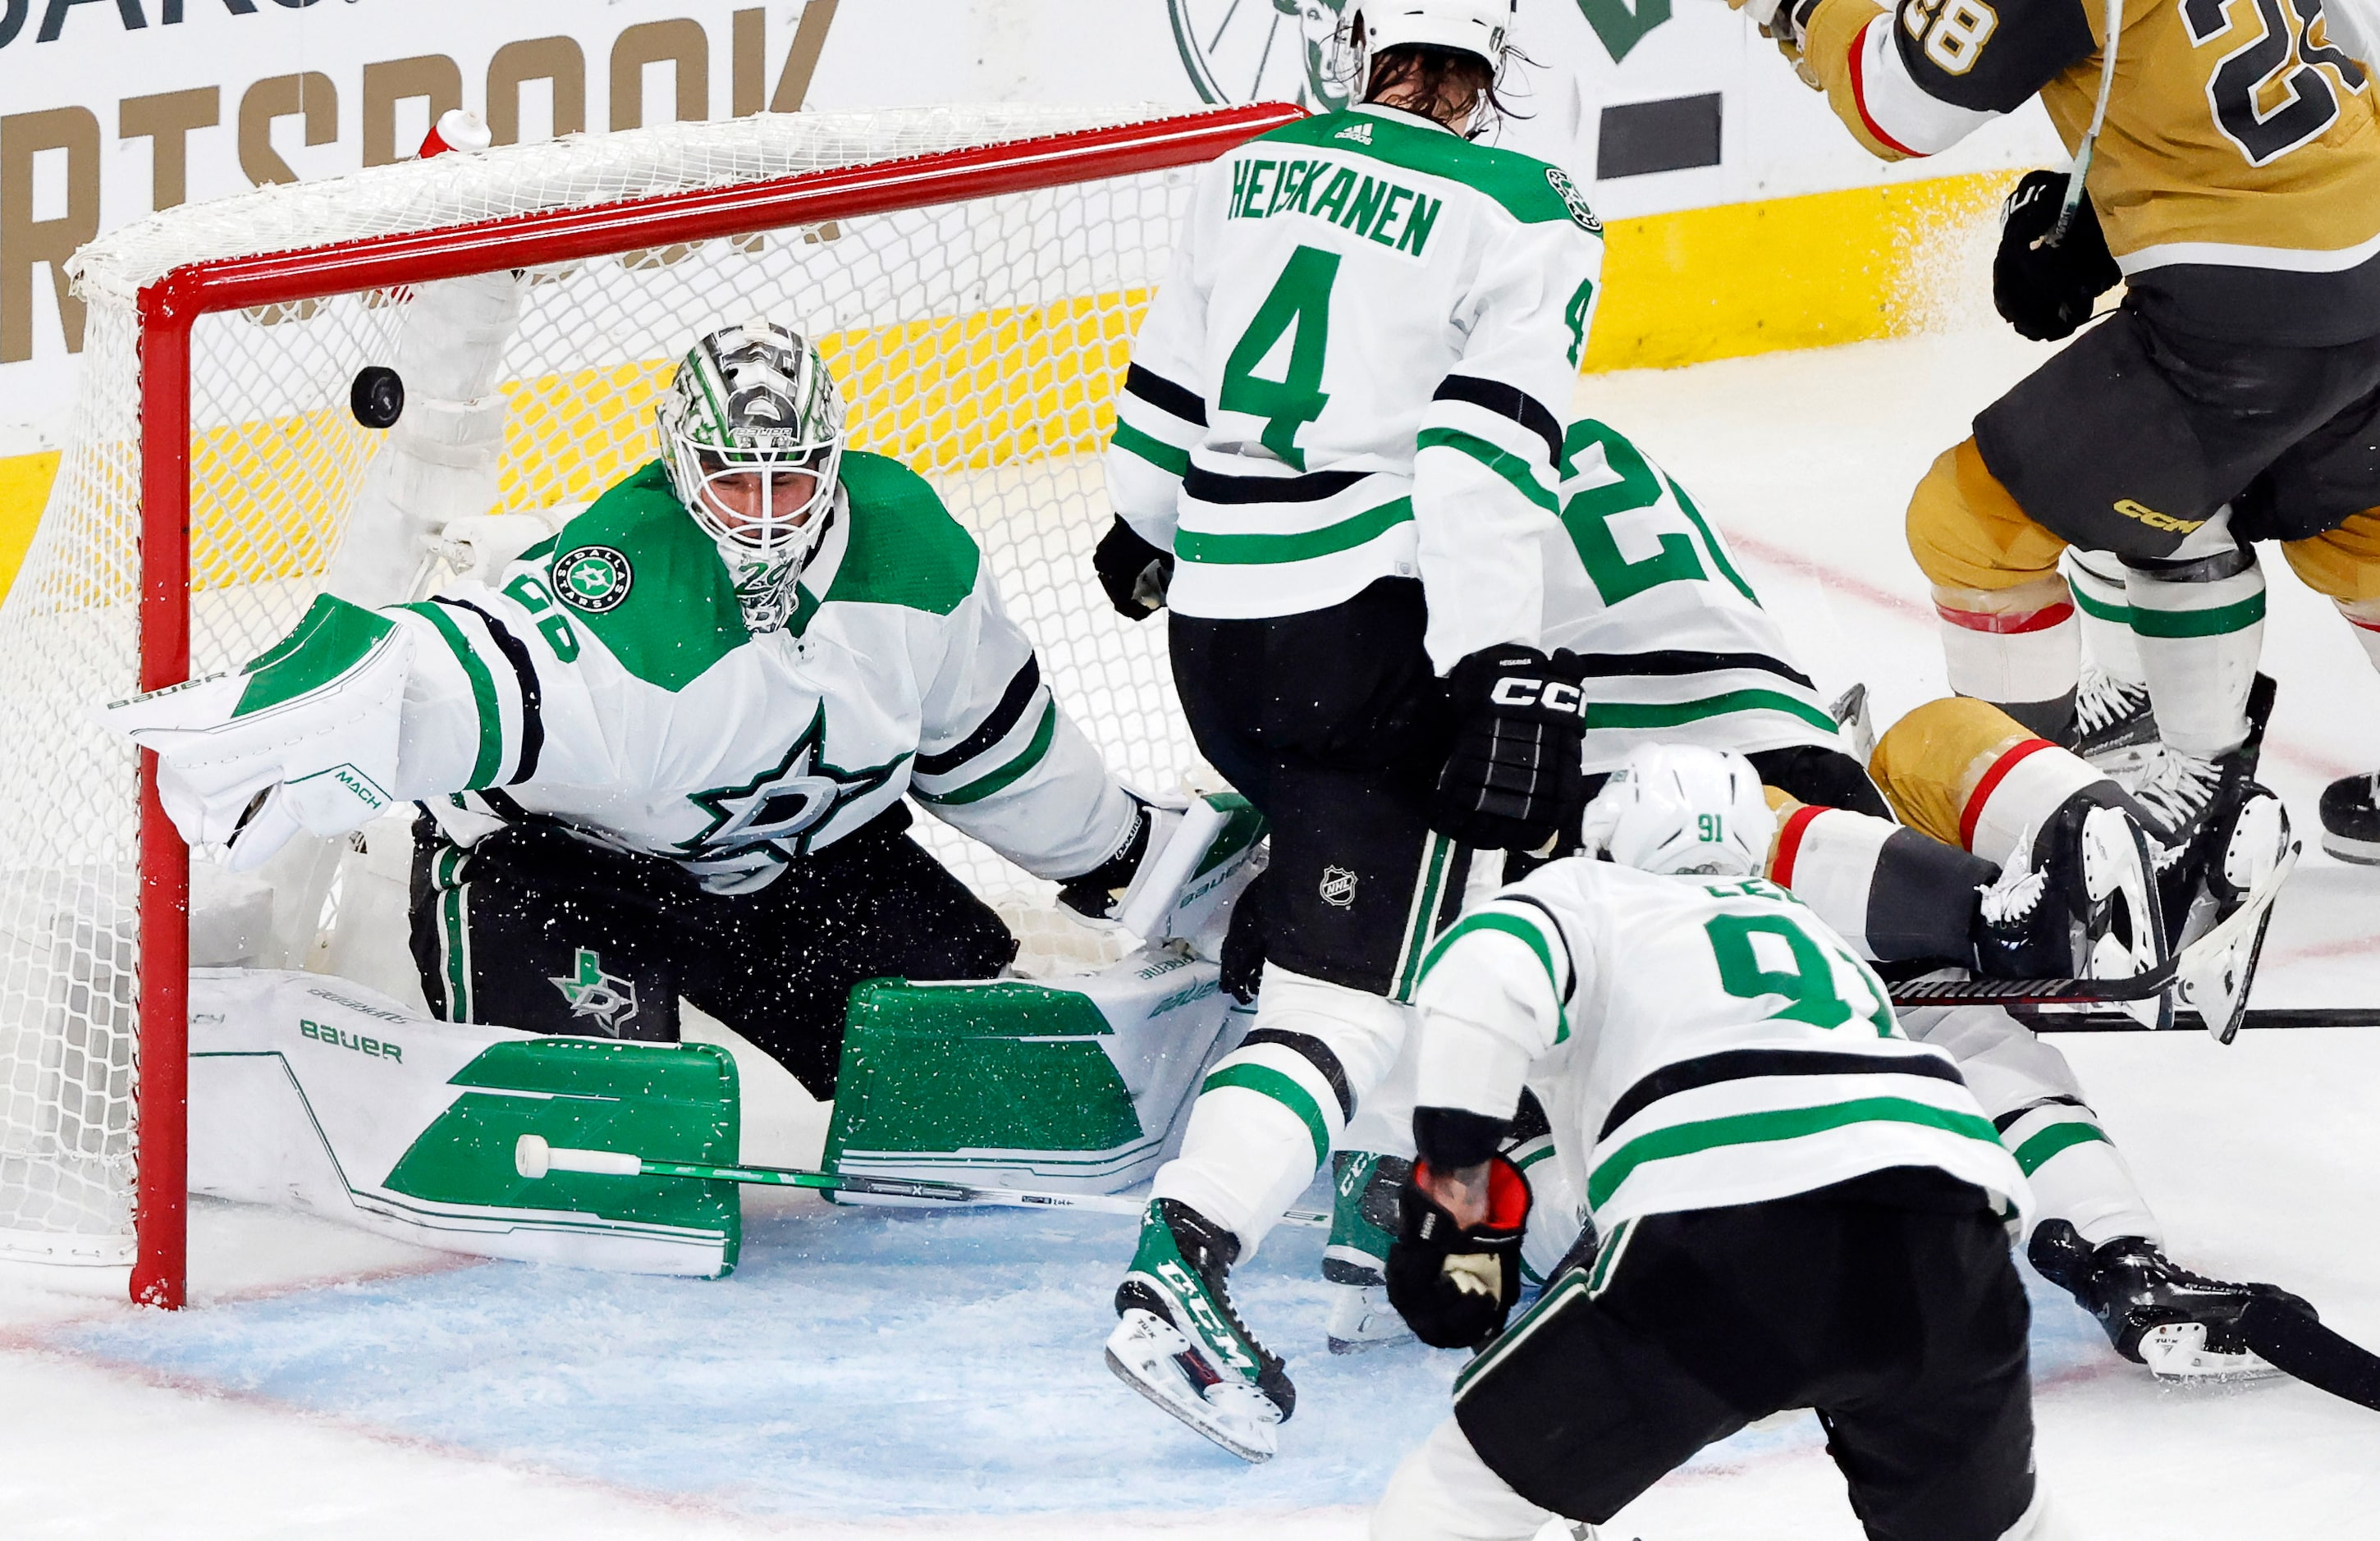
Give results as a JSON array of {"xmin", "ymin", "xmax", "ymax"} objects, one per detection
[{"xmin": 0, "ymin": 105, "xmax": 1226, "ymax": 1273}]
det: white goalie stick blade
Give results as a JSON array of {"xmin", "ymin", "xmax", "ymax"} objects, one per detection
[
  {"xmin": 2176, "ymin": 826, "xmax": 2301, "ymax": 1047},
  {"xmin": 1105, "ymin": 1308, "xmax": 1282, "ymax": 1464},
  {"xmin": 2135, "ymin": 1321, "xmax": 2284, "ymax": 1383}
]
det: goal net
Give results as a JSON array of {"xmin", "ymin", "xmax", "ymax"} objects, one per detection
[{"xmin": 0, "ymin": 102, "xmax": 1294, "ymax": 1303}]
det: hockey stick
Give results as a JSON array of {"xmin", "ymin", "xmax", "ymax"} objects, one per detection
[
  {"xmin": 512, "ymin": 1135, "xmax": 1330, "ymax": 1228},
  {"xmin": 2030, "ymin": 1007, "xmax": 2380, "ymax": 1032},
  {"xmin": 2242, "ymin": 1295, "xmax": 2380, "ymax": 1413}
]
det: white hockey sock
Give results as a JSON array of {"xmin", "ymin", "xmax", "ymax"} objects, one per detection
[
  {"xmin": 2123, "ymin": 518, "xmax": 2263, "ymax": 758},
  {"xmin": 1151, "ymin": 965, "xmax": 1407, "ymax": 1259},
  {"xmin": 1906, "ymin": 1005, "xmax": 2159, "ymax": 1247},
  {"xmin": 2339, "ymin": 597, "xmax": 2380, "ymax": 673},
  {"xmin": 1932, "ymin": 575, "xmax": 2080, "ymax": 736},
  {"xmin": 2061, "ymin": 548, "xmax": 2145, "ymax": 684},
  {"xmin": 2003, "ymin": 1101, "xmax": 2161, "ymax": 1246},
  {"xmin": 1371, "ymin": 1417, "xmax": 1554, "ymax": 1541},
  {"xmin": 1957, "ymin": 739, "xmax": 2108, "ymax": 867},
  {"xmin": 1770, "ymin": 803, "xmax": 1897, "ymax": 958}
]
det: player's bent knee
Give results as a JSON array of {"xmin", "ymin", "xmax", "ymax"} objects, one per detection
[
  {"xmin": 2282, "ymin": 508, "xmax": 2380, "ymax": 605},
  {"xmin": 1371, "ymin": 1418, "xmax": 1555, "ymax": 1541},
  {"xmin": 1252, "ymin": 964, "xmax": 1412, "ymax": 1104},
  {"xmin": 1907, "ymin": 440, "xmax": 2069, "ymax": 592},
  {"xmin": 1869, "ymin": 697, "xmax": 2035, "ymax": 847}
]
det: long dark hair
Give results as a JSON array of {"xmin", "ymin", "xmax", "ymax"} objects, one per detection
[{"xmin": 1362, "ymin": 43, "xmax": 1513, "ymax": 133}]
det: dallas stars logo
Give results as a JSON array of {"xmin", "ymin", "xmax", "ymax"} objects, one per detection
[
  {"xmin": 682, "ymin": 703, "xmax": 908, "ymax": 865},
  {"xmin": 551, "ymin": 948, "xmax": 639, "ymax": 1035}
]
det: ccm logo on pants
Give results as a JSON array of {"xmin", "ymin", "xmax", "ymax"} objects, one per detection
[{"xmin": 1491, "ymin": 678, "xmax": 1583, "ymax": 714}]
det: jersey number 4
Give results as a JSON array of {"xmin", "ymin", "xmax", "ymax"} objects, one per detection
[{"xmin": 1220, "ymin": 245, "xmax": 1339, "ymax": 470}]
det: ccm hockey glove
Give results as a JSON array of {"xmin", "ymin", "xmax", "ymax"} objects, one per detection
[
  {"xmin": 1386, "ymin": 1155, "xmax": 1533, "ymax": 1350},
  {"xmin": 1994, "ymin": 170, "xmax": 2121, "ymax": 342},
  {"xmin": 1093, "ymin": 515, "xmax": 1174, "ymax": 620},
  {"xmin": 1431, "ymin": 645, "xmax": 1588, "ymax": 851}
]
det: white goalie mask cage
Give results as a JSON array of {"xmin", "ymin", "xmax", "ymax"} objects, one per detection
[{"xmin": 0, "ymin": 102, "xmax": 1298, "ymax": 1306}]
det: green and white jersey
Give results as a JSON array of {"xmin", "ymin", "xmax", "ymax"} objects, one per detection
[
  {"xmin": 1411, "ymin": 860, "xmax": 2027, "ymax": 1231},
  {"xmin": 1544, "ymin": 419, "xmax": 1842, "ymax": 771},
  {"xmin": 1108, "ymin": 103, "xmax": 1605, "ymax": 670},
  {"xmin": 389, "ymin": 453, "xmax": 1135, "ymax": 894}
]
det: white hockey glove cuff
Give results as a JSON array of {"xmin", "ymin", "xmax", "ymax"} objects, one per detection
[{"xmin": 95, "ymin": 595, "xmax": 414, "ymax": 870}]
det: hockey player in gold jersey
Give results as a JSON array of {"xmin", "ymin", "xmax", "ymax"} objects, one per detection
[{"xmin": 1733, "ymin": 0, "xmax": 2380, "ymax": 868}]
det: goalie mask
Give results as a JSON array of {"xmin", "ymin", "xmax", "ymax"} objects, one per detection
[
  {"xmin": 1580, "ymin": 743, "xmax": 1774, "ymax": 879},
  {"xmin": 657, "ymin": 322, "xmax": 846, "ymax": 631}
]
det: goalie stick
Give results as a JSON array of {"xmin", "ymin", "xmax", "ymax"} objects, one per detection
[{"xmin": 512, "ymin": 1135, "xmax": 1330, "ymax": 1228}]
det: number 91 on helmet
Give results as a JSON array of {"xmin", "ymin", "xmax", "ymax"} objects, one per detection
[{"xmin": 1579, "ymin": 743, "xmax": 1776, "ymax": 879}]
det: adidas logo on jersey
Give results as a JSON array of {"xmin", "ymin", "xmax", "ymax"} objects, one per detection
[{"xmin": 1334, "ymin": 122, "xmax": 1374, "ymax": 144}]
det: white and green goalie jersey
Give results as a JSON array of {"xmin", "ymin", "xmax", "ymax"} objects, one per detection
[
  {"xmin": 388, "ymin": 453, "xmax": 1134, "ymax": 893},
  {"xmin": 1411, "ymin": 860, "xmax": 2028, "ymax": 1232},
  {"xmin": 1544, "ymin": 419, "xmax": 1843, "ymax": 772},
  {"xmin": 1106, "ymin": 103, "xmax": 1605, "ymax": 670}
]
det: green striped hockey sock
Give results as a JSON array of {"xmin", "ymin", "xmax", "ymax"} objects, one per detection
[
  {"xmin": 2123, "ymin": 542, "xmax": 2264, "ymax": 758},
  {"xmin": 2000, "ymin": 1097, "xmax": 2159, "ymax": 1247}
]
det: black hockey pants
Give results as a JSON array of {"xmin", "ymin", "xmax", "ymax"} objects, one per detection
[
  {"xmin": 1454, "ymin": 1168, "xmax": 2035, "ymax": 1541},
  {"xmin": 1170, "ymin": 577, "xmax": 1466, "ymax": 999},
  {"xmin": 409, "ymin": 806, "xmax": 1015, "ymax": 1098}
]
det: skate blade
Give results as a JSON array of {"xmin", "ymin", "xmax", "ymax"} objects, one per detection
[
  {"xmin": 2079, "ymin": 807, "xmax": 2170, "ymax": 1031},
  {"xmin": 1325, "ymin": 1283, "xmax": 1416, "ymax": 1356},
  {"xmin": 2177, "ymin": 840, "xmax": 2300, "ymax": 1045},
  {"xmin": 2138, "ymin": 1321, "xmax": 2285, "ymax": 1383},
  {"xmin": 1105, "ymin": 1310, "xmax": 1280, "ymax": 1463}
]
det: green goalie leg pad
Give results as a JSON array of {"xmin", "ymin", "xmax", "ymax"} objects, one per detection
[
  {"xmin": 824, "ymin": 947, "xmax": 1244, "ymax": 1200},
  {"xmin": 189, "ymin": 969, "xmax": 741, "ymax": 1277}
]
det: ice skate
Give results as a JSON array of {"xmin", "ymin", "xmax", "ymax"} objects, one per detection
[
  {"xmin": 2066, "ymin": 668, "xmax": 2159, "ymax": 784},
  {"xmin": 1972, "ymin": 796, "xmax": 2167, "ymax": 1024},
  {"xmin": 2030, "ymin": 1220, "xmax": 2308, "ymax": 1381},
  {"xmin": 1107, "ymin": 1198, "xmax": 1293, "ymax": 1462},
  {"xmin": 2318, "ymin": 771, "xmax": 2380, "ymax": 866},
  {"xmin": 1324, "ymin": 1151, "xmax": 1417, "ymax": 1353}
]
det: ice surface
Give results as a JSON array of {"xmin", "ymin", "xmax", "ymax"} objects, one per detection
[{"xmin": 2, "ymin": 330, "xmax": 2375, "ymax": 1539}]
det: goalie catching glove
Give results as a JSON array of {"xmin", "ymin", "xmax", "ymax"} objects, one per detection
[
  {"xmin": 1432, "ymin": 644, "xmax": 1589, "ymax": 851},
  {"xmin": 1385, "ymin": 1152, "xmax": 1532, "ymax": 1350}
]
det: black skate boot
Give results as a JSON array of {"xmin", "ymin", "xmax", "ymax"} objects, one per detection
[
  {"xmin": 2129, "ymin": 677, "xmax": 2297, "ymax": 1040},
  {"xmin": 1971, "ymin": 793, "xmax": 2167, "ymax": 1023},
  {"xmin": 2319, "ymin": 772, "xmax": 2380, "ymax": 866},
  {"xmin": 1107, "ymin": 1198, "xmax": 1293, "ymax": 1461},
  {"xmin": 2065, "ymin": 668, "xmax": 2160, "ymax": 782},
  {"xmin": 2030, "ymin": 1219, "xmax": 2310, "ymax": 1380}
]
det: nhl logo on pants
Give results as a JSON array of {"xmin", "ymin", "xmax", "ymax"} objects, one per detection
[{"xmin": 1319, "ymin": 866, "xmax": 1358, "ymax": 908}]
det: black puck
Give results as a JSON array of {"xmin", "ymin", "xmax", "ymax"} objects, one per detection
[{"xmin": 350, "ymin": 365, "xmax": 405, "ymax": 428}]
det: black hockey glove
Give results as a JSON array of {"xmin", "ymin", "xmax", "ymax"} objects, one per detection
[
  {"xmin": 1055, "ymin": 798, "xmax": 1156, "ymax": 921},
  {"xmin": 1385, "ymin": 1155, "xmax": 1533, "ymax": 1350},
  {"xmin": 1217, "ymin": 867, "xmax": 1268, "ymax": 1004},
  {"xmin": 1430, "ymin": 644, "xmax": 1587, "ymax": 852},
  {"xmin": 1993, "ymin": 170, "xmax": 2121, "ymax": 343},
  {"xmin": 1093, "ymin": 514, "xmax": 1174, "ymax": 621}
]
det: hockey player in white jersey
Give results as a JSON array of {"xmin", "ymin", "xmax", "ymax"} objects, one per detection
[
  {"xmin": 1096, "ymin": 0, "xmax": 1605, "ymax": 1461},
  {"xmin": 1371, "ymin": 745, "xmax": 2055, "ymax": 1541},
  {"xmin": 103, "ymin": 322, "xmax": 1156, "ymax": 1097}
]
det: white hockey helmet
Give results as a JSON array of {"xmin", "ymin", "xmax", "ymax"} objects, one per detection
[
  {"xmin": 1580, "ymin": 743, "xmax": 1775, "ymax": 878},
  {"xmin": 1357, "ymin": 0, "xmax": 1517, "ymax": 64}
]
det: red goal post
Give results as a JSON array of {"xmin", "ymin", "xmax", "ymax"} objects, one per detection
[{"xmin": 6, "ymin": 103, "xmax": 1298, "ymax": 1309}]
